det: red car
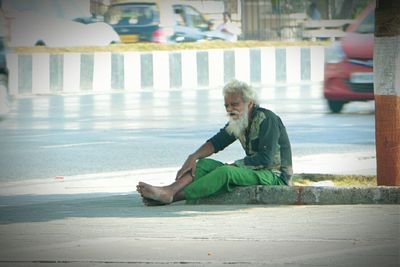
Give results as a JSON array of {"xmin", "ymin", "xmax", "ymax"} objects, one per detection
[{"xmin": 323, "ymin": 3, "xmax": 375, "ymax": 113}]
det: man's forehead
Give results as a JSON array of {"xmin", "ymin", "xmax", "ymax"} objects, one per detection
[{"xmin": 224, "ymin": 92, "xmax": 242, "ymax": 101}]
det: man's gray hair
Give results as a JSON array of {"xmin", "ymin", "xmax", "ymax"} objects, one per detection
[{"xmin": 223, "ymin": 79, "xmax": 259, "ymax": 105}]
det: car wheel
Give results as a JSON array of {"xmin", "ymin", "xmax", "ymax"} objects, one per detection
[
  {"xmin": 328, "ymin": 100, "xmax": 346, "ymax": 113},
  {"xmin": 35, "ymin": 40, "xmax": 46, "ymax": 46},
  {"xmin": 0, "ymin": 68, "xmax": 8, "ymax": 75}
]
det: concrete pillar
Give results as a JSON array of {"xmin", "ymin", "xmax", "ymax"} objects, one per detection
[{"xmin": 374, "ymin": 0, "xmax": 400, "ymax": 185}]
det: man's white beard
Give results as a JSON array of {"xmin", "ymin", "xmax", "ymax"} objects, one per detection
[{"xmin": 226, "ymin": 110, "xmax": 249, "ymax": 138}]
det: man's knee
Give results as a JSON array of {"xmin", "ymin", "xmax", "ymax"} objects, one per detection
[
  {"xmin": 195, "ymin": 158, "xmax": 223, "ymax": 178},
  {"xmin": 196, "ymin": 158, "xmax": 212, "ymax": 167},
  {"xmin": 196, "ymin": 158, "xmax": 223, "ymax": 170},
  {"xmin": 214, "ymin": 164, "xmax": 237, "ymax": 179}
]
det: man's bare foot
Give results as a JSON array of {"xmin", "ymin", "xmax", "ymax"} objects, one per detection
[
  {"xmin": 142, "ymin": 197, "xmax": 167, "ymax": 206},
  {"xmin": 136, "ymin": 184, "xmax": 165, "ymax": 206},
  {"xmin": 138, "ymin": 182, "xmax": 173, "ymax": 204}
]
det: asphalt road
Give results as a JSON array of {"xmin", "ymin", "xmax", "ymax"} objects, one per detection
[{"xmin": 0, "ymin": 84, "xmax": 376, "ymax": 181}]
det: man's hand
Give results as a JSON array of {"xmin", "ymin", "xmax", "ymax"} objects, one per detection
[
  {"xmin": 176, "ymin": 155, "xmax": 197, "ymax": 180},
  {"xmin": 175, "ymin": 142, "xmax": 215, "ymax": 180}
]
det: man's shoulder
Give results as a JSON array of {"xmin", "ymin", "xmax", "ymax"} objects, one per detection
[
  {"xmin": 251, "ymin": 106, "xmax": 272, "ymax": 125},
  {"xmin": 254, "ymin": 106, "xmax": 277, "ymax": 118},
  {"xmin": 254, "ymin": 106, "xmax": 284, "ymax": 126}
]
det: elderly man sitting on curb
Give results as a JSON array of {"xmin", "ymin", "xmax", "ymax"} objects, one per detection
[{"xmin": 137, "ymin": 80, "xmax": 293, "ymax": 206}]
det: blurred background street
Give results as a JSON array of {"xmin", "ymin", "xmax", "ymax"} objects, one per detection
[
  {"xmin": 0, "ymin": 0, "xmax": 378, "ymax": 192},
  {"xmin": 1, "ymin": 1, "xmax": 397, "ymax": 266},
  {"xmin": 0, "ymin": 82, "xmax": 375, "ymax": 185}
]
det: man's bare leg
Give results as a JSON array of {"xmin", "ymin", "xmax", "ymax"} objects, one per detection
[{"xmin": 137, "ymin": 173, "xmax": 193, "ymax": 205}]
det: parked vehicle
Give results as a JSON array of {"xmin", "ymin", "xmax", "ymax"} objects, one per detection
[
  {"xmin": 323, "ymin": 3, "xmax": 375, "ymax": 113},
  {"xmin": 104, "ymin": 0, "xmax": 229, "ymax": 43},
  {"xmin": 0, "ymin": 83, "xmax": 10, "ymax": 118},
  {"xmin": 73, "ymin": 14, "xmax": 105, "ymax": 24},
  {"xmin": 0, "ymin": 8, "xmax": 9, "ymax": 75},
  {"xmin": 9, "ymin": 11, "xmax": 120, "ymax": 47},
  {"xmin": 0, "ymin": 37, "xmax": 7, "ymax": 75}
]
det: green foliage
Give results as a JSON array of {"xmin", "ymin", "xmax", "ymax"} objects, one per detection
[{"xmin": 14, "ymin": 40, "xmax": 331, "ymax": 54}]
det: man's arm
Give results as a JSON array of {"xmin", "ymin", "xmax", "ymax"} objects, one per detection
[
  {"xmin": 176, "ymin": 125, "xmax": 236, "ymax": 180},
  {"xmin": 175, "ymin": 141, "xmax": 215, "ymax": 180}
]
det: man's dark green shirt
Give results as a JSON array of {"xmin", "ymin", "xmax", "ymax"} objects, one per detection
[{"xmin": 208, "ymin": 105, "xmax": 293, "ymax": 184}]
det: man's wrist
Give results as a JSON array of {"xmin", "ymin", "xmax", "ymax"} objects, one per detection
[{"xmin": 189, "ymin": 154, "xmax": 198, "ymax": 162}]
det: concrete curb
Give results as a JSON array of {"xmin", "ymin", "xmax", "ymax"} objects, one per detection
[{"xmin": 186, "ymin": 186, "xmax": 400, "ymax": 205}]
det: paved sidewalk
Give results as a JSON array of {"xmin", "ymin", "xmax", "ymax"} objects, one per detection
[
  {"xmin": 0, "ymin": 159, "xmax": 398, "ymax": 266},
  {"xmin": 0, "ymin": 192, "xmax": 399, "ymax": 267}
]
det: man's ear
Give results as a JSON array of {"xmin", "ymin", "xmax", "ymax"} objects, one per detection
[{"xmin": 248, "ymin": 101, "xmax": 254, "ymax": 109}]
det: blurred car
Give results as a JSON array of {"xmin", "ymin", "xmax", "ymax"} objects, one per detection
[
  {"xmin": 0, "ymin": 83, "xmax": 10, "ymax": 118},
  {"xmin": 9, "ymin": 11, "xmax": 120, "ymax": 47},
  {"xmin": 0, "ymin": 37, "xmax": 7, "ymax": 75},
  {"xmin": 73, "ymin": 14, "xmax": 105, "ymax": 24},
  {"xmin": 323, "ymin": 3, "xmax": 375, "ymax": 113},
  {"xmin": 0, "ymin": 9, "xmax": 9, "ymax": 118},
  {"xmin": 104, "ymin": 0, "xmax": 229, "ymax": 43},
  {"xmin": 0, "ymin": 8, "xmax": 9, "ymax": 75}
]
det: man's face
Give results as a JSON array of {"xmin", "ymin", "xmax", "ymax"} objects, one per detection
[{"xmin": 224, "ymin": 92, "xmax": 249, "ymax": 120}]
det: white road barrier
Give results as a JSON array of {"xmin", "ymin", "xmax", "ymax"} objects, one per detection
[{"xmin": 6, "ymin": 46, "xmax": 325, "ymax": 96}]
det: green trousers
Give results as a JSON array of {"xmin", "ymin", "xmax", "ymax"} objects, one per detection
[{"xmin": 183, "ymin": 158, "xmax": 284, "ymax": 200}]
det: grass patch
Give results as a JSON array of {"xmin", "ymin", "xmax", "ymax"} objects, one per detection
[
  {"xmin": 292, "ymin": 173, "xmax": 377, "ymax": 187},
  {"xmin": 12, "ymin": 40, "xmax": 331, "ymax": 53}
]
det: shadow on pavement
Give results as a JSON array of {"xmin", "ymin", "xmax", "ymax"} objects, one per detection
[{"xmin": 0, "ymin": 192, "xmax": 253, "ymax": 224}]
